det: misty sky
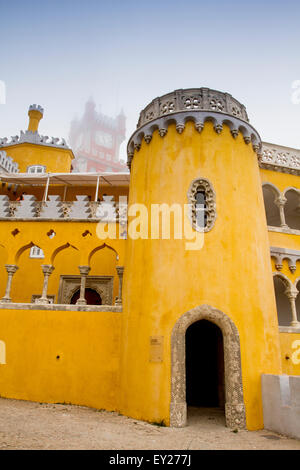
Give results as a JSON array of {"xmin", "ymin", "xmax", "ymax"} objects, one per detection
[{"xmin": 1, "ymin": 0, "xmax": 300, "ymax": 160}]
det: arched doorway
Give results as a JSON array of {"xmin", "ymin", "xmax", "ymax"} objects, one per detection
[
  {"xmin": 70, "ymin": 288, "xmax": 102, "ymax": 305},
  {"xmin": 186, "ymin": 320, "xmax": 225, "ymax": 409},
  {"xmin": 170, "ymin": 305, "xmax": 246, "ymax": 429}
]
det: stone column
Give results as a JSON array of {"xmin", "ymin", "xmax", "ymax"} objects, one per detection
[
  {"xmin": 275, "ymin": 196, "xmax": 288, "ymax": 229},
  {"xmin": 115, "ymin": 266, "xmax": 124, "ymax": 305},
  {"xmin": 0, "ymin": 264, "xmax": 18, "ymax": 303},
  {"xmin": 35, "ymin": 265, "xmax": 55, "ymax": 304},
  {"xmin": 76, "ymin": 266, "xmax": 91, "ymax": 305},
  {"xmin": 286, "ymin": 289, "xmax": 300, "ymax": 327}
]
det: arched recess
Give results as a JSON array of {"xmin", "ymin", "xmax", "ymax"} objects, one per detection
[
  {"xmin": 262, "ymin": 183, "xmax": 281, "ymax": 227},
  {"xmin": 272, "ymin": 273, "xmax": 294, "ymax": 326},
  {"xmin": 50, "ymin": 243, "xmax": 79, "ymax": 265},
  {"xmin": 283, "ymin": 188, "xmax": 300, "ymax": 230},
  {"xmin": 15, "ymin": 241, "xmax": 38, "ymax": 263},
  {"xmin": 170, "ymin": 305, "xmax": 246, "ymax": 429},
  {"xmin": 295, "ymin": 277, "xmax": 300, "ymax": 322},
  {"xmin": 88, "ymin": 243, "xmax": 119, "ymax": 266}
]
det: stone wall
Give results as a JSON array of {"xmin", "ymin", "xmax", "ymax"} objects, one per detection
[{"xmin": 261, "ymin": 374, "xmax": 300, "ymax": 439}]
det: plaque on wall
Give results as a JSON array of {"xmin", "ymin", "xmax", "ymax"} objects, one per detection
[{"xmin": 149, "ymin": 336, "xmax": 164, "ymax": 363}]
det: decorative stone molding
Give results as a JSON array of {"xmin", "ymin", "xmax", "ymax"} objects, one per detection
[
  {"xmin": 0, "ymin": 150, "xmax": 19, "ymax": 173},
  {"xmin": 187, "ymin": 178, "xmax": 216, "ymax": 232},
  {"xmin": 68, "ymin": 196, "xmax": 92, "ymax": 219},
  {"xmin": 57, "ymin": 275, "xmax": 114, "ymax": 305},
  {"xmin": 127, "ymin": 112, "xmax": 261, "ymax": 169},
  {"xmin": 271, "ymin": 247, "xmax": 300, "ymax": 273},
  {"xmin": 0, "ymin": 195, "xmax": 11, "ymax": 218},
  {"xmin": 170, "ymin": 304, "xmax": 246, "ymax": 429},
  {"xmin": 14, "ymin": 195, "xmax": 37, "ymax": 218},
  {"xmin": 0, "ymin": 130, "xmax": 69, "ymax": 150},
  {"xmin": 259, "ymin": 142, "xmax": 300, "ymax": 175},
  {"xmin": 137, "ymin": 88, "xmax": 249, "ymax": 128},
  {"xmin": 0, "ymin": 200, "xmax": 126, "ymax": 222},
  {"xmin": 0, "ymin": 302, "xmax": 122, "ymax": 312}
]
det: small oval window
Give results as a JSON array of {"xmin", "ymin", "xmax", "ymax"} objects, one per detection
[{"xmin": 188, "ymin": 178, "xmax": 216, "ymax": 232}]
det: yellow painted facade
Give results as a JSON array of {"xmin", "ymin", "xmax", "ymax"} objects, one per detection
[{"xmin": 0, "ymin": 92, "xmax": 299, "ymax": 432}]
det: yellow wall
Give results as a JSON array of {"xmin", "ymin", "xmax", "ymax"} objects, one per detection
[
  {"xmin": 1, "ymin": 143, "xmax": 73, "ymax": 173},
  {"xmin": 0, "ymin": 308, "xmax": 121, "ymax": 410},
  {"xmin": 260, "ymin": 168, "xmax": 299, "ymax": 193},
  {"xmin": 279, "ymin": 332, "xmax": 300, "ymax": 375},
  {"xmin": 120, "ymin": 122, "xmax": 282, "ymax": 430},
  {"xmin": 0, "ymin": 221, "xmax": 126, "ymax": 303}
]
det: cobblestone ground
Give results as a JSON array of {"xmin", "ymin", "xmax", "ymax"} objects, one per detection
[{"xmin": 0, "ymin": 398, "xmax": 299, "ymax": 450}]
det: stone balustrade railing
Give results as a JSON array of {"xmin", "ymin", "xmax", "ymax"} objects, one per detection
[{"xmin": 259, "ymin": 143, "xmax": 300, "ymax": 175}]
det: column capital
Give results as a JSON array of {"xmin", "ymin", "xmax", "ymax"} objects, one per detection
[
  {"xmin": 286, "ymin": 289, "xmax": 298, "ymax": 301},
  {"xmin": 78, "ymin": 265, "xmax": 91, "ymax": 276},
  {"xmin": 116, "ymin": 266, "xmax": 124, "ymax": 276},
  {"xmin": 4, "ymin": 264, "xmax": 19, "ymax": 275},
  {"xmin": 41, "ymin": 264, "xmax": 55, "ymax": 276},
  {"xmin": 275, "ymin": 195, "xmax": 287, "ymax": 207}
]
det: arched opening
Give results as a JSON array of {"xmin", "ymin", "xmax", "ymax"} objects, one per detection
[
  {"xmin": 70, "ymin": 288, "xmax": 102, "ymax": 305},
  {"xmin": 273, "ymin": 275, "xmax": 293, "ymax": 326},
  {"xmin": 284, "ymin": 189, "xmax": 300, "ymax": 230},
  {"xmin": 295, "ymin": 280, "xmax": 300, "ymax": 322},
  {"xmin": 186, "ymin": 320, "xmax": 225, "ymax": 410},
  {"xmin": 170, "ymin": 305, "xmax": 246, "ymax": 429},
  {"xmin": 262, "ymin": 184, "xmax": 281, "ymax": 227}
]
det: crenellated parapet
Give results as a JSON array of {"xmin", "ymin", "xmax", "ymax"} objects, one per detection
[
  {"xmin": 0, "ymin": 104, "xmax": 70, "ymax": 151},
  {"xmin": 0, "ymin": 130, "xmax": 69, "ymax": 149},
  {"xmin": 127, "ymin": 88, "xmax": 262, "ymax": 168},
  {"xmin": 0, "ymin": 150, "xmax": 19, "ymax": 173}
]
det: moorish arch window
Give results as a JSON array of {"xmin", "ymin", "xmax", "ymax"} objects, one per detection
[
  {"xmin": 262, "ymin": 183, "xmax": 281, "ymax": 227},
  {"xmin": 284, "ymin": 188, "xmax": 300, "ymax": 231},
  {"xmin": 273, "ymin": 274, "xmax": 294, "ymax": 326},
  {"xmin": 188, "ymin": 178, "xmax": 216, "ymax": 232}
]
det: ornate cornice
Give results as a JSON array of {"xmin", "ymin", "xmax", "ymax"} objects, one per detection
[
  {"xmin": 127, "ymin": 87, "xmax": 261, "ymax": 168},
  {"xmin": 137, "ymin": 88, "xmax": 249, "ymax": 128},
  {"xmin": 127, "ymin": 111, "xmax": 262, "ymax": 168},
  {"xmin": 0, "ymin": 130, "xmax": 70, "ymax": 150},
  {"xmin": 259, "ymin": 142, "xmax": 300, "ymax": 175},
  {"xmin": 271, "ymin": 246, "xmax": 300, "ymax": 273}
]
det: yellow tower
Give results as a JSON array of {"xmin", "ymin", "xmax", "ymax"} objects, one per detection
[
  {"xmin": 27, "ymin": 104, "xmax": 44, "ymax": 132},
  {"xmin": 0, "ymin": 104, "xmax": 74, "ymax": 173},
  {"xmin": 120, "ymin": 88, "xmax": 282, "ymax": 430}
]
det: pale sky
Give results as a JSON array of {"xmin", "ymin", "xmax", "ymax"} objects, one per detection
[{"xmin": 1, "ymin": 0, "xmax": 300, "ymax": 161}]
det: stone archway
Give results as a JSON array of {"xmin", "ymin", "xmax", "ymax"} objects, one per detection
[{"xmin": 170, "ymin": 304, "xmax": 246, "ymax": 429}]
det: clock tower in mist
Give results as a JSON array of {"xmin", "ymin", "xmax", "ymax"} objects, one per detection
[{"xmin": 69, "ymin": 97, "xmax": 127, "ymax": 172}]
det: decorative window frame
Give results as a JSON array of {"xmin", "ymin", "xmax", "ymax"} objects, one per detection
[
  {"xmin": 27, "ymin": 165, "xmax": 46, "ymax": 174},
  {"xmin": 57, "ymin": 275, "xmax": 114, "ymax": 305},
  {"xmin": 29, "ymin": 246, "xmax": 45, "ymax": 258},
  {"xmin": 187, "ymin": 178, "xmax": 216, "ymax": 232}
]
